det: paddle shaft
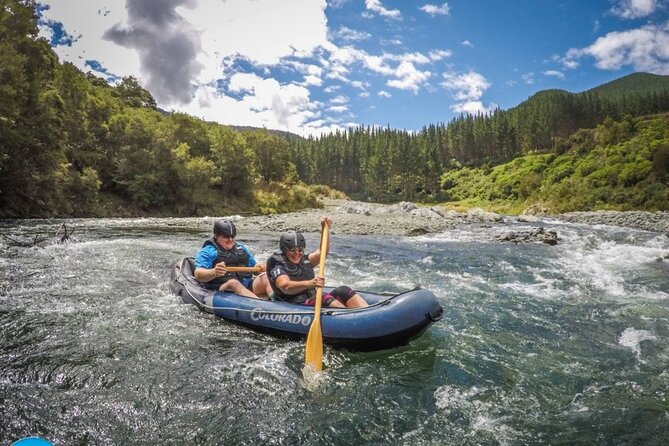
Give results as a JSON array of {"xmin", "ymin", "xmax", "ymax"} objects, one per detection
[
  {"xmin": 305, "ymin": 221, "xmax": 330, "ymax": 372},
  {"xmin": 225, "ymin": 265, "xmax": 263, "ymax": 273}
]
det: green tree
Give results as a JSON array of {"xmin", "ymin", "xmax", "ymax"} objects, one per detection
[
  {"xmin": 246, "ymin": 130, "xmax": 293, "ymax": 184},
  {"xmin": 114, "ymin": 76, "xmax": 157, "ymax": 109},
  {"xmin": 209, "ymin": 126, "xmax": 255, "ymax": 197},
  {"xmin": 0, "ymin": 0, "xmax": 65, "ymax": 216}
]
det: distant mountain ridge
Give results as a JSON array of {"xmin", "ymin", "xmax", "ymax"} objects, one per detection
[
  {"xmin": 241, "ymin": 73, "xmax": 669, "ymax": 139},
  {"xmin": 584, "ymin": 72, "xmax": 669, "ymax": 100},
  {"xmin": 510, "ymin": 72, "xmax": 669, "ymax": 114}
]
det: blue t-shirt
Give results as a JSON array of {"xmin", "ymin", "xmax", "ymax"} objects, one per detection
[{"xmin": 194, "ymin": 242, "xmax": 257, "ymax": 288}]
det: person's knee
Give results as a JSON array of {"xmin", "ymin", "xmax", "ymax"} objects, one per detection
[
  {"xmin": 330, "ymin": 286, "xmax": 356, "ymax": 303},
  {"xmin": 326, "ymin": 298, "xmax": 345, "ymax": 308},
  {"xmin": 221, "ymin": 279, "xmax": 243, "ymax": 291}
]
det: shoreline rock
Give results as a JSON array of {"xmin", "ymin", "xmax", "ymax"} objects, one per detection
[
  {"xmin": 552, "ymin": 210, "xmax": 669, "ymax": 235},
  {"xmin": 236, "ymin": 199, "xmax": 669, "ymax": 237}
]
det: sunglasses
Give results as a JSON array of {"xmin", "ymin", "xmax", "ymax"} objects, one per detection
[{"xmin": 288, "ymin": 247, "xmax": 304, "ymax": 254}]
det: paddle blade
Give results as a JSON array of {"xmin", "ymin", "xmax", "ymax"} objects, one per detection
[{"xmin": 305, "ymin": 316, "xmax": 323, "ymax": 371}]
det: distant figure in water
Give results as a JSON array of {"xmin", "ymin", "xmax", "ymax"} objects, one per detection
[
  {"xmin": 267, "ymin": 216, "xmax": 369, "ymax": 308},
  {"xmin": 194, "ymin": 219, "xmax": 272, "ymax": 299}
]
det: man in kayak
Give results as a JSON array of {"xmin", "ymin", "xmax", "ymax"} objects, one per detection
[
  {"xmin": 267, "ymin": 217, "xmax": 368, "ymax": 308},
  {"xmin": 194, "ymin": 219, "xmax": 272, "ymax": 299}
]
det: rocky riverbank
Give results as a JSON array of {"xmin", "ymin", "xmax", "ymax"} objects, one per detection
[
  {"xmin": 237, "ymin": 199, "xmax": 669, "ymax": 238},
  {"xmin": 551, "ymin": 210, "xmax": 669, "ymax": 235}
]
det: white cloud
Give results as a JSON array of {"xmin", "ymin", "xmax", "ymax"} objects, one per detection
[
  {"xmin": 522, "ymin": 72, "xmax": 535, "ymax": 84},
  {"xmin": 331, "ymin": 95, "xmax": 349, "ymax": 104},
  {"xmin": 462, "ymin": 40, "xmax": 474, "ymax": 47},
  {"xmin": 429, "ymin": 49, "xmax": 453, "ymax": 61},
  {"xmin": 543, "ymin": 70, "xmax": 565, "ymax": 79},
  {"xmin": 365, "ymin": 0, "xmax": 402, "ymax": 19},
  {"xmin": 327, "ymin": 0, "xmax": 348, "ymax": 9},
  {"xmin": 332, "ymin": 25, "xmax": 371, "ymax": 42},
  {"xmin": 381, "ymin": 37, "xmax": 403, "ymax": 46},
  {"xmin": 387, "ymin": 61, "xmax": 431, "ymax": 93},
  {"xmin": 610, "ymin": 0, "xmax": 657, "ymax": 19},
  {"xmin": 38, "ymin": 1, "xmax": 140, "ymax": 79},
  {"xmin": 378, "ymin": 90, "xmax": 392, "ymax": 97},
  {"xmin": 179, "ymin": 0, "xmax": 329, "ymax": 72},
  {"xmin": 311, "ymin": 45, "xmax": 435, "ymax": 95},
  {"xmin": 441, "ymin": 71, "xmax": 490, "ymax": 101},
  {"xmin": 303, "ymin": 75, "xmax": 323, "ymax": 86},
  {"xmin": 350, "ymin": 80, "xmax": 369, "ymax": 89},
  {"xmin": 451, "ymin": 100, "xmax": 495, "ymax": 115},
  {"xmin": 563, "ymin": 21, "xmax": 669, "ymax": 74},
  {"xmin": 362, "ymin": 53, "xmax": 396, "ymax": 76},
  {"xmin": 361, "ymin": 52, "xmax": 433, "ymax": 93},
  {"xmin": 390, "ymin": 52, "xmax": 431, "ymax": 64},
  {"xmin": 441, "ymin": 70, "xmax": 494, "ymax": 114},
  {"xmin": 419, "ymin": 3, "xmax": 450, "ymax": 16},
  {"xmin": 328, "ymin": 105, "xmax": 349, "ymax": 113}
]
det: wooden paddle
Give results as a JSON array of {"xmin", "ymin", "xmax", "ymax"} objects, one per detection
[
  {"xmin": 225, "ymin": 265, "xmax": 263, "ymax": 273},
  {"xmin": 305, "ymin": 219, "xmax": 330, "ymax": 372}
]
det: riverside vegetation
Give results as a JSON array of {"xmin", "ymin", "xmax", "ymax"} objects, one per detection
[{"xmin": 1, "ymin": 0, "xmax": 668, "ymax": 219}]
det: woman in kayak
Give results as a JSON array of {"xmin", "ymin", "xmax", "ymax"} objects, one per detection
[
  {"xmin": 267, "ymin": 217, "xmax": 368, "ymax": 308},
  {"xmin": 194, "ymin": 219, "xmax": 272, "ymax": 299}
]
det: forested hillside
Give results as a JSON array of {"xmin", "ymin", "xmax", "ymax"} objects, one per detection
[
  {"xmin": 0, "ymin": 0, "xmax": 321, "ymax": 218},
  {"xmin": 289, "ymin": 73, "xmax": 669, "ymax": 205},
  {"xmin": 440, "ymin": 113, "xmax": 669, "ymax": 213}
]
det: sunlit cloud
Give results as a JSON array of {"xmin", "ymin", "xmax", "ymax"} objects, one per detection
[
  {"xmin": 562, "ymin": 21, "xmax": 669, "ymax": 74},
  {"xmin": 610, "ymin": 0, "xmax": 657, "ymax": 19},
  {"xmin": 429, "ymin": 49, "xmax": 453, "ymax": 61},
  {"xmin": 364, "ymin": 0, "xmax": 401, "ymax": 19},
  {"xmin": 522, "ymin": 72, "xmax": 535, "ymax": 84},
  {"xmin": 441, "ymin": 70, "xmax": 495, "ymax": 114},
  {"xmin": 332, "ymin": 25, "xmax": 372, "ymax": 43},
  {"xmin": 543, "ymin": 70, "xmax": 565, "ymax": 79},
  {"xmin": 420, "ymin": 3, "xmax": 450, "ymax": 16}
]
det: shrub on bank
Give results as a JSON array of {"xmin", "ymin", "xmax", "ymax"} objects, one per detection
[{"xmin": 253, "ymin": 182, "xmax": 323, "ymax": 215}]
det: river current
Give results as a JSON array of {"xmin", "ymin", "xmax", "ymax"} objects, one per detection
[{"xmin": 1, "ymin": 217, "xmax": 668, "ymax": 445}]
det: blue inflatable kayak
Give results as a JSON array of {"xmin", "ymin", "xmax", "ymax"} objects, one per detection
[{"xmin": 170, "ymin": 258, "xmax": 443, "ymax": 352}]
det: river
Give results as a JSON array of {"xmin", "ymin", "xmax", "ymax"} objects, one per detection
[{"xmin": 1, "ymin": 217, "xmax": 668, "ymax": 445}]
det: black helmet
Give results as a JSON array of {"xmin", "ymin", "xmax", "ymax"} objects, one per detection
[
  {"xmin": 213, "ymin": 219, "xmax": 236, "ymax": 238},
  {"xmin": 280, "ymin": 230, "xmax": 306, "ymax": 252}
]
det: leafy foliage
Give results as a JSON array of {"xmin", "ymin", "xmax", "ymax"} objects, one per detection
[
  {"xmin": 0, "ymin": 0, "xmax": 306, "ymax": 217},
  {"xmin": 439, "ymin": 114, "xmax": 669, "ymax": 213}
]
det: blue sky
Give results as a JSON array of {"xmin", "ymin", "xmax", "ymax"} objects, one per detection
[{"xmin": 38, "ymin": 0, "xmax": 669, "ymax": 137}]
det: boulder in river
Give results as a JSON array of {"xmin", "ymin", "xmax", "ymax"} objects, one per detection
[{"xmin": 496, "ymin": 227, "xmax": 559, "ymax": 245}]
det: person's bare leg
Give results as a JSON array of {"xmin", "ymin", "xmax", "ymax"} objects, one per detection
[
  {"xmin": 345, "ymin": 294, "xmax": 369, "ymax": 308},
  {"xmin": 326, "ymin": 299, "xmax": 346, "ymax": 308},
  {"xmin": 251, "ymin": 274, "xmax": 271, "ymax": 300},
  {"xmin": 221, "ymin": 279, "xmax": 258, "ymax": 298}
]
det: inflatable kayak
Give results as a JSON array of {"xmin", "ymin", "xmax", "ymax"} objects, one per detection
[{"xmin": 170, "ymin": 257, "xmax": 443, "ymax": 352}]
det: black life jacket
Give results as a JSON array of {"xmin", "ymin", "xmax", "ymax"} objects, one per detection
[
  {"xmin": 203, "ymin": 238, "xmax": 251, "ymax": 289},
  {"xmin": 267, "ymin": 251, "xmax": 315, "ymax": 303}
]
